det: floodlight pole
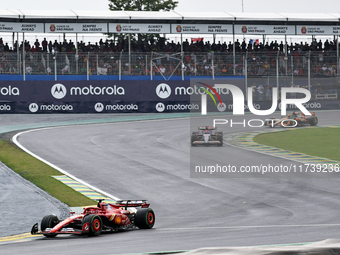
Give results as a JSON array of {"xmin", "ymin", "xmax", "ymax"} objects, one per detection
[{"xmin": 23, "ymin": 33, "xmax": 25, "ymax": 81}]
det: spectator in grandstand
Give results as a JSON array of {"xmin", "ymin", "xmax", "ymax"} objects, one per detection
[
  {"xmin": 4, "ymin": 43, "xmax": 10, "ymax": 52},
  {"xmin": 46, "ymin": 66, "xmax": 51, "ymax": 75},
  {"xmin": 251, "ymin": 83, "xmax": 257, "ymax": 100},
  {"xmin": 61, "ymin": 63, "xmax": 69, "ymax": 75},
  {"xmin": 34, "ymin": 39, "xmax": 40, "ymax": 51},
  {"xmin": 0, "ymin": 38, "xmax": 3, "ymax": 52},
  {"xmin": 42, "ymin": 38, "xmax": 48, "ymax": 52},
  {"xmin": 257, "ymin": 84, "xmax": 264, "ymax": 101},
  {"xmin": 8, "ymin": 64, "xmax": 16, "ymax": 74},
  {"xmin": 48, "ymin": 41, "xmax": 53, "ymax": 53},
  {"xmin": 25, "ymin": 64, "xmax": 32, "ymax": 75},
  {"xmin": 80, "ymin": 64, "xmax": 87, "ymax": 74},
  {"xmin": 159, "ymin": 65, "xmax": 166, "ymax": 76}
]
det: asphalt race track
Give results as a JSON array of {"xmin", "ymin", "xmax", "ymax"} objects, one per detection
[{"xmin": 1, "ymin": 111, "xmax": 340, "ymax": 254}]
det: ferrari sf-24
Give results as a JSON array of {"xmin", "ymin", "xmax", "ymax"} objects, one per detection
[{"xmin": 31, "ymin": 199, "xmax": 155, "ymax": 237}]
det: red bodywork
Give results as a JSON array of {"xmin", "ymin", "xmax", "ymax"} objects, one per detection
[{"xmin": 32, "ymin": 200, "xmax": 152, "ymax": 236}]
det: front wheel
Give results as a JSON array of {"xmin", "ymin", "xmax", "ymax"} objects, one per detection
[
  {"xmin": 135, "ymin": 208, "xmax": 155, "ymax": 229},
  {"xmin": 217, "ymin": 132, "xmax": 223, "ymax": 146},
  {"xmin": 41, "ymin": 214, "xmax": 59, "ymax": 237},
  {"xmin": 82, "ymin": 214, "xmax": 102, "ymax": 236},
  {"xmin": 191, "ymin": 133, "xmax": 197, "ymax": 147}
]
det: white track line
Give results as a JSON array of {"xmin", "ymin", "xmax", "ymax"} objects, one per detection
[
  {"xmin": 12, "ymin": 128, "xmax": 120, "ymax": 201},
  {"xmin": 10, "ymin": 117, "xmax": 191, "ymax": 203},
  {"xmin": 159, "ymin": 223, "xmax": 340, "ymax": 231}
]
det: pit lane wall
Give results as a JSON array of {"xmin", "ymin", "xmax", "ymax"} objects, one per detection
[{"xmin": 0, "ymin": 79, "xmax": 339, "ymax": 113}]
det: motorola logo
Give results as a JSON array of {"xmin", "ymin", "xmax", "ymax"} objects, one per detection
[
  {"xmin": 94, "ymin": 102, "xmax": 104, "ymax": 112},
  {"xmin": 29, "ymin": 103, "xmax": 39, "ymax": 113},
  {"xmin": 156, "ymin": 83, "xmax": 171, "ymax": 99},
  {"xmin": 155, "ymin": 102, "xmax": 165, "ymax": 112},
  {"xmin": 51, "ymin": 83, "xmax": 67, "ymax": 99}
]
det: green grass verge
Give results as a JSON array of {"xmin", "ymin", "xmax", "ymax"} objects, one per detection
[
  {"xmin": 0, "ymin": 140, "xmax": 95, "ymax": 207},
  {"xmin": 253, "ymin": 127, "xmax": 340, "ymax": 162}
]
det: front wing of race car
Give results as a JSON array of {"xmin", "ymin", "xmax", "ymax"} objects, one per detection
[
  {"xmin": 192, "ymin": 140, "xmax": 222, "ymax": 145},
  {"xmin": 31, "ymin": 214, "xmax": 84, "ymax": 236},
  {"xmin": 31, "ymin": 223, "xmax": 83, "ymax": 235}
]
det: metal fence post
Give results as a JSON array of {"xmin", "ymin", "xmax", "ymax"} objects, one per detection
[
  {"xmin": 150, "ymin": 52, "xmax": 153, "ymax": 81},
  {"xmin": 245, "ymin": 52, "xmax": 248, "ymax": 100},
  {"xmin": 181, "ymin": 52, "xmax": 184, "ymax": 81},
  {"xmin": 87, "ymin": 52, "xmax": 89, "ymax": 81},
  {"xmin": 212, "ymin": 52, "xmax": 215, "ymax": 80},
  {"xmin": 54, "ymin": 54, "xmax": 57, "ymax": 81},
  {"xmin": 276, "ymin": 50, "xmax": 279, "ymax": 90},
  {"xmin": 308, "ymin": 51, "xmax": 311, "ymax": 92},
  {"xmin": 119, "ymin": 51, "xmax": 122, "ymax": 81},
  {"xmin": 23, "ymin": 33, "xmax": 25, "ymax": 81}
]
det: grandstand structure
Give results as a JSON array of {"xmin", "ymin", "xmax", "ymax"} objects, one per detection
[{"xmin": 0, "ymin": 10, "xmax": 339, "ymax": 99}]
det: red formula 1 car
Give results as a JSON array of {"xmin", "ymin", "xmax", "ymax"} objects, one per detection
[
  {"xmin": 264, "ymin": 111, "xmax": 318, "ymax": 128},
  {"xmin": 31, "ymin": 200, "xmax": 155, "ymax": 237}
]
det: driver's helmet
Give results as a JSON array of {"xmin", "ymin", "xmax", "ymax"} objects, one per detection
[{"xmin": 203, "ymin": 130, "xmax": 211, "ymax": 134}]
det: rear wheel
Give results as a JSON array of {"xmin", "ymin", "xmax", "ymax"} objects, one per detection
[
  {"xmin": 82, "ymin": 214, "xmax": 102, "ymax": 236},
  {"xmin": 135, "ymin": 208, "xmax": 155, "ymax": 229},
  {"xmin": 41, "ymin": 214, "xmax": 59, "ymax": 237},
  {"xmin": 309, "ymin": 116, "xmax": 318, "ymax": 126}
]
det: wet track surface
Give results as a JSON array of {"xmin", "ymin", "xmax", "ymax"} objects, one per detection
[{"xmin": 1, "ymin": 111, "xmax": 340, "ymax": 254}]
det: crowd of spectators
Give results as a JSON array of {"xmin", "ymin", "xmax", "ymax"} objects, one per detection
[
  {"xmin": 0, "ymin": 36, "xmax": 339, "ymax": 54},
  {"xmin": 0, "ymin": 36, "xmax": 339, "ymax": 78}
]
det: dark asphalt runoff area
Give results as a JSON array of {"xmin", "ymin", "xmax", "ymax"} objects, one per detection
[{"xmin": 1, "ymin": 111, "xmax": 340, "ymax": 255}]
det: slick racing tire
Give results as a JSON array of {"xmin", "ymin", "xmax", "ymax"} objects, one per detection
[
  {"xmin": 135, "ymin": 208, "xmax": 155, "ymax": 229},
  {"xmin": 191, "ymin": 133, "xmax": 197, "ymax": 147},
  {"xmin": 217, "ymin": 132, "xmax": 223, "ymax": 146},
  {"xmin": 82, "ymin": 214, "xmax": 103, "ymax": 236},
  {"xmin": 41, "ymin": 214, "xmax": 59, "ymax": 237},
  {"xmin": 309, "ymin": 116, "xmax": 318, "ymax": 126}
]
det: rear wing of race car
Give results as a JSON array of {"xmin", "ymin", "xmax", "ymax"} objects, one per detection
[
  {"xmin": 198, "ymin": 126, "xmax": 216, "ymax": 130},
  {"xmin": 114, "ymin": 200, "xmax": 150, "ymax": 209}
]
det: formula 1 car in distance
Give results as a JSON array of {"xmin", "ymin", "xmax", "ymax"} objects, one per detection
[
  {"xmin": 264, "ymin": 112, "xmax": 318, "ymax": 128},
  {"xmin": 31, "ymin": 199, "xmax": 155, "ymax": 237},
  {"xmin": 191, "ymin": 126, "xmax": 223, "ymax": 146}
]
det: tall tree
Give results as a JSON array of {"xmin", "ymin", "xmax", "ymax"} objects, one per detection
[
  {"xmin": 108, "ymin": 0, "xmax": 178, "ymax": 11},
  {"xmin": 107, "ymin": 0, "xmax": 179, "ymax": 48}
]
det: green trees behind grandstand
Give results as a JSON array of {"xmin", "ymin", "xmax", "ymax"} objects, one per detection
[
  {"xmin": 108, "ymin": 0, "xmax": 178, "ymax": 12},
  {"xmin": 107, "ymin": 0, "xmax": 179, "ymax": 43}
]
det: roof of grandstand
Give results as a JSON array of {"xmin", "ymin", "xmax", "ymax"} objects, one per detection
[{"xmin": 1, "ymin": 10, "xmax": 340, "ymax": 23}]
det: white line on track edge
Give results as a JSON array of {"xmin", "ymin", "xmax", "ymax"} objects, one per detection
[
  {"xmin": 12, "ymin": 128, "xmax": 121, "ymax": 201},
  {"xmin": 10, "ymin": 116, "xmax": 193, "ymax": 203}
]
